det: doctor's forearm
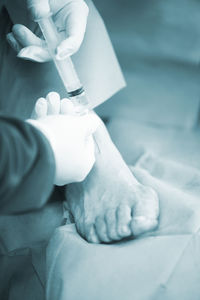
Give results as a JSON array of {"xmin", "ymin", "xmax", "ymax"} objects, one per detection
[{"xmin": 0, "ymin": 116, "xmax": 55, "ymax": 214}]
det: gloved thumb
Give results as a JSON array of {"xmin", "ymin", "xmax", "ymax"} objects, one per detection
[{"xmin": 27, "ymin": 0, "xmax": 51, "ymax": 20}]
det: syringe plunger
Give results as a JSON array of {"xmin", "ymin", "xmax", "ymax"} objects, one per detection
[{"xmin": 37, "ymin": 16, "xmax": 89, "ymax": 109}]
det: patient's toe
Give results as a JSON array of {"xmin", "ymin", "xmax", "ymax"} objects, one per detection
[
  {"xmin": 95, "ymin": 216, "xmax": 111, "ymax": 243},
  {"xmin": 131, "ymin": 216, "xmax": 158, "ymax": 236},
  {"xmin": 85, "ymin": 224, "xmax": 100, "ymax": 243},
  {"xmin": 117, "ymin": 205, "xmax": 132, "ymax": 237},
  {"xmin": 75, "ymin": 220, "xmax": 85, "ymax": 239},
  {"xmin": 105, "ymin": 209, "xmax": 120, "ymax": 240},
  {"xmin": 46, "ymin": 92, "xmax": 60, "ymax": 115}
]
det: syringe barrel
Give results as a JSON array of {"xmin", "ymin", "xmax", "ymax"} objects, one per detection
[{"xmin": 37, "ymin": 17, "xmax": 84, "ymax": 94}]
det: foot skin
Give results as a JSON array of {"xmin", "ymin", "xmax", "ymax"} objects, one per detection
[
  {"xmin": 33, "ymin": 94, "xmax": 159, "ymax": 243},
  {"xmin": 66, "ymin": 119, "xmax": 159, "ymax": 243}
]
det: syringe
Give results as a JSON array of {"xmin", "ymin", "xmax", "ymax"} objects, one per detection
[{"xmin": 37, "ymin": 15, "xmax": 89, "ymax": 113}]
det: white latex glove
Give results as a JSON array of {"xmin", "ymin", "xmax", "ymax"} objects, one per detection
[
  {"xmin": 6, "ymin": 0, "xmax": 89, "ymax": 62},
  {"xmin": 27, "ymin": 108, "xmax": 99, "ymax": 186}
]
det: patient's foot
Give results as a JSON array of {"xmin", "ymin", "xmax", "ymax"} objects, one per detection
[
  {"xmin": 33, "ymin": 94, "xmax": 159, "ymax": 243},
  {"xmin": 66, "ymin": 119, "xmax": 159, "ymax": 243}
]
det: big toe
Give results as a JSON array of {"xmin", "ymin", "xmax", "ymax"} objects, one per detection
[{"xmin": 131, "ymin": 216, "xmax": 158, "ymax": 236}]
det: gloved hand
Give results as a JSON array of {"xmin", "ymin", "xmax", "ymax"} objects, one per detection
[
  {"xmin": 27, "ymin": 92, "xmax": 100, "ymax": 185},
  {"xmin": 6, "ymin": 0, "xmax": 89, "ymax": 62}
]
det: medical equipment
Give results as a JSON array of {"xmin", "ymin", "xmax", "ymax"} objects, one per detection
[{"xmin": 37, "ymin": 15, "xmax": 89, "ymax": 114}]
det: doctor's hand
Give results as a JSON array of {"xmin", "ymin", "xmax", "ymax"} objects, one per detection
[
  {"xmin": 27, "ymin": 92, "xmax": 99, "ymax": 186},
  {"xmin": 6, "ymin": 0, "xmax": 89, "ymax": 62}
]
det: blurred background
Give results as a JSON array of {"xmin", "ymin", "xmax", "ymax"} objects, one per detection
[{"xmin": 93, "ymin": 0, "xmax": 200, "ymax": 168}]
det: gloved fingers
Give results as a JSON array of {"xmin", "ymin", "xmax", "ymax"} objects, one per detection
[
  {"xmin": 6, "ymin": 33, "xmax": 22, "ymax": 53},
  {"xmin": 12, "ymin": 24, "xmax": 45, "ymax": 48},
  {"xmin": 17, "ymin": 46, "xmax": 51, "ymax": 62},
  {"xmin": 33, "ymin": 97, "xmax": 48, "ymax": 119},
  {"xmin": 56, "ymin": 1, "xmax": 89, "ymax": 59},
  {"xmin": 46, "ymin": 92, "xmax": 61, "ymax": 115},
  {"xmin": 27, "ymin": 0, "xmax": 51, "ymax": 20},
  {"xmin": 60, "ymin": 98, "xmax": 75, "ymax": 114},
  {"xmin": 7, "ymin": 24, "xmax": 51, "ymax": 62},
  {"xmin": 7, "ymin": 1, "xmax": 89, "ymax": 60}
]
